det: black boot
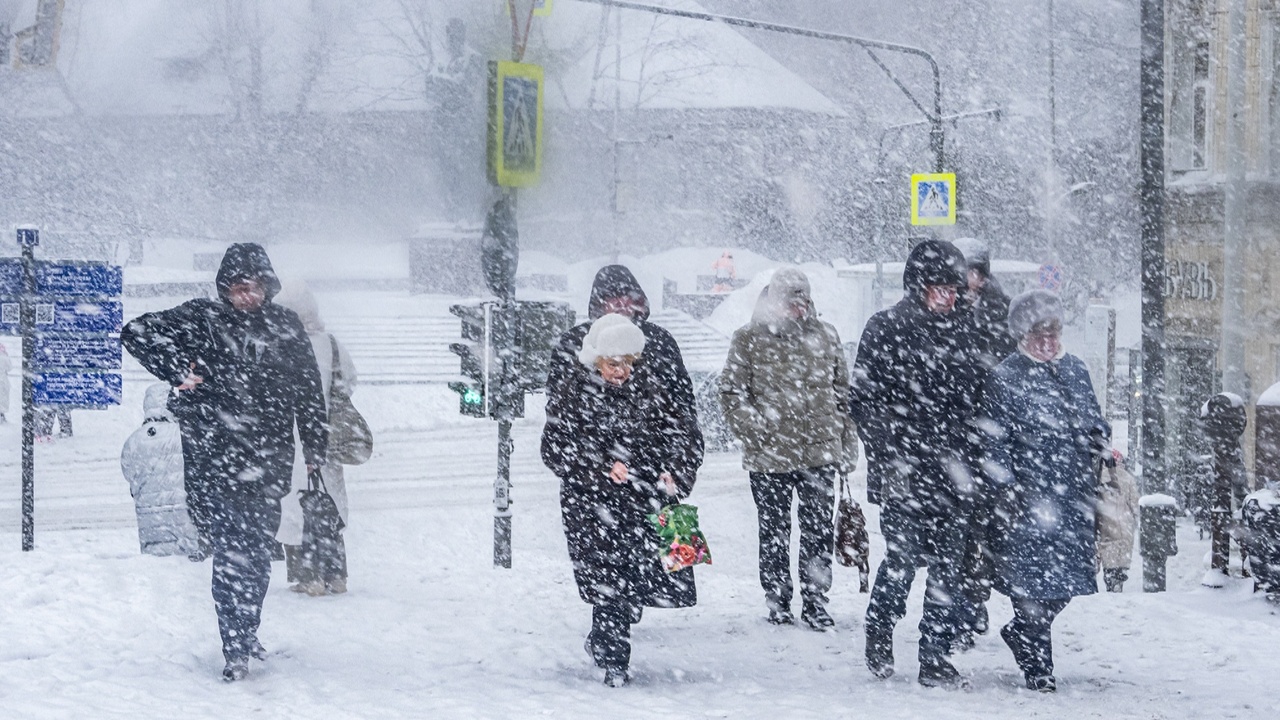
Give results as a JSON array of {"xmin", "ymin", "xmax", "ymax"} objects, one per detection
[
  {"xmin": 801, "ymin": 602, "xmax": 835, "ymax": 631},
  {"xmin": 918, "ymin": 656, "xmax": 968, "ymax": 690},
  {"xmin": 865, "ymin": 627, "xmax": 894, "ymax": 679}
]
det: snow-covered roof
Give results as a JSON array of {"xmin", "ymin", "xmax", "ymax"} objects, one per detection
[
  {"xmin": 540, "ymin": 0, "xmax": 845, "ymax": 115},
  {"xmin": 47, "ymin": 0, "xmax": 842, "ymax": 118}
]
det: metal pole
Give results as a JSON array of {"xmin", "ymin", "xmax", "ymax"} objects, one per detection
[
  {"xmin": 20, "ymin": 234, "xmax": 36, "ymax": 551},
  {"xmin": 1139, "ymin": 0, "xmax": 1171, "ymax": 591},
  {"xmin": 494, "ymin": 417, "xmax": 513, "ymax": 568},
  {"xmin": 1222, "ymin": 0, "xmax": 1247, "ymax": 397},
  {"xmin": 574, "ymin": 0, "xmax": 946, "ymax": 171},
  {"xmin": 1139, "ymin": 0, "xmax": 1167, "ymax": 496}
]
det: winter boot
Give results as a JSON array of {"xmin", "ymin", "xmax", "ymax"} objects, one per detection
[
  {"xmin": 291, "ymin": 580, "xmax": 326, "ymax": 596},
  {"xmin": 801, "ymin": 602, "xmax": 835, "ymax": 631},
  {"xmin": 325, "ymin": 577, "xmax": 348, "ymax": 595},
  {"xmin": 1104, "ymin": 568, "xmax": 1127, "ymax": 593},
  {"xmin": 767, "ymin": 608, "xmax": 795, "ymax": 626},
  {"xmin": 222, "ymin": 657, "xmax": 249, "ymax": 682},
  {"xmin": 865, "ymin": 627, "xmax": 895, "ymax": 679},
  {"xmin": 585, "ymin": 631, "xmax": 607, "ymax": 669},
  {"xmin": 248, "ymin": 639, "xmax": 268, "ymax": 662},
  {"xmin": 603, "ymin": 666, "xmax": 630, "ymax": 688},
  {"xmin": 918, "ymin": 657, "xmax": 968, "ymax": 690},
  {"xmin": 1025, "ymin": 674, "xmax": 1057, "ymax": 693}
]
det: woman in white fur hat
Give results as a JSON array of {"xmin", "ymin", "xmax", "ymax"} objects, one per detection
[{"xmin": 541, "ymin": 313, "xmax": 704, "ymax": 688}]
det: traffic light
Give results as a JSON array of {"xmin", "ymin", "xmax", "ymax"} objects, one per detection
[
  {"xmin": 448, "ymin": 301, "xmax": 528, "ymax": 419},
  {"xmin": 449, "ymin": 303, "xmax": 491, "ymax": 418},
  {"xmin": 511, "ymin": 301, "xmax": 575, "ymax": 391}
]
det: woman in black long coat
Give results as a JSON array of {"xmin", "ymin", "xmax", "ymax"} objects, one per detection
[{"xmin": 541, "ymin": 313, "xmax": 704, "ymax": 687}]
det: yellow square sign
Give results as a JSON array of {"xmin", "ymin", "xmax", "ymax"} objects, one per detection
[
  {"xmin": 488, "ymin": 61, "xmax": 544, "ymax": 188},
  {"xmin": 910, "ymin": 173, "xmax": 957, "ymax": 226}
]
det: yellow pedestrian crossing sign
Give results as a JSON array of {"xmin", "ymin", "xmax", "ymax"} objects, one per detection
[
  {"xmin": 488, "ymin": 61, "xmax": 544, "ymax": 188},
  {"xmin": 910, "ymin": 173, "xmax": 957, "ymax": 226}
]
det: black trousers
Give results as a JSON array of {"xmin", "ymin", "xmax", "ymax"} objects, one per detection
[
  {"xmin": 749, "ymin": 465, "xmax": 836, "ymax": 612},
  {"xmin": 589, "ymin": 603, "xmax": 635, "ymax": 671},
  {"xmin": 209, "ymin": 490, "xmax": 281, "ymax": 663},
  {"xmin": 1003, "ymin": 598, "xmax": 1070, "ymax": 679},
  {"xmin": 866, "ymin": 505, "xmax": 967, "ymax": 663}
]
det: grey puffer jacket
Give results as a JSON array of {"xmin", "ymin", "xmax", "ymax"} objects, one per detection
[
  {"xmin": 719, "ymin": 283, "xmax": 858, "ymax": 474},
  {"xmin": 120, "ymin": 383, "xmax": 200, "ymax": 557}
]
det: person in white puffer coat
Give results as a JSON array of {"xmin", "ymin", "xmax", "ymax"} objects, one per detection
[
  {"xmin": 275, "ymin": 282, "xmax": 357, "ymax": 596},
  {"xmin": 121, "ymin": 383, "xmax": 201, "ymax": 557}
]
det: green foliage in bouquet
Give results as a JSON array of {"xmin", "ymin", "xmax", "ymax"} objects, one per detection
[{"xmin": 647, "ymin": 503, "xmax": 712, "ymax": 573}]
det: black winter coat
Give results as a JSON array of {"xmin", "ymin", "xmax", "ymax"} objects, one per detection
[
  {"xmin": 121, "ymin": 244, "xmax": 329, "ymax": 500},
  {"xmin": 542, "ymin": 361, "xmax": 704, "ymax": 608},
  {"xmin": 850, "ymin": 295, "xmax": 985, "ymax": 515},
  {"xmin": 971, "ymin": 277, "xmax": 1016, "ymax": 370}
]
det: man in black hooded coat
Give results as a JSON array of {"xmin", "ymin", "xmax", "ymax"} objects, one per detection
[
  {"xmin": 547, "ymin": 265, "xmax": 696, "ymax": 413},
  {"xmin": 849, "ymin": 239, "xmax": 985, "ymax": 688},
  {"xmin": 121, "ymin": 243, "xmax": 328, "ymax": 681}
]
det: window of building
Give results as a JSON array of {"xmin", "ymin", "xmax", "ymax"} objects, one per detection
[{"xmin": 1192, "ymin": 41, "xmax": 1210, "ymax": 170}]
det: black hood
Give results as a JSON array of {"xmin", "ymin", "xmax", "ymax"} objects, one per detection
[
  {"xmin": 587, "ymin": 264, "xmax": 650, "ymax": 322},
  {"xmin": 215, "ymin": 243, "xmax": 282, "ymax": 304},
  {"xmin": 903, "ymin": 239, "xmax": 966, "ymax": 292}
]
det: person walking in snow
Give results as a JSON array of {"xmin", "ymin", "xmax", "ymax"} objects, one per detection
[
  {"xmin": 978, "ymin": 289, "xmax": 1110, "ymax": 693},
  {"xmin": 1097, "ymin": 449, "xmax": 1139, "ymax": 592},
  {"xmin": 121, "ymin": 243, "xmax": 328, "ymax": 682},
  {"xmin": 542, "ymin": 313, "xmax": 704, "ymax": 688},
  {"xmin": 951, "ymin": 238, "xmax": 1016, "ymax": 370},
  {"xmin": 120, "ymin": 383, "xmax": 201, "ymax": 557},
  {"xmin": 950, "ymin": 238, "xmax": 1016, "ymax": 649},
  {"xmin": 849, "ymin": 239, "xmax": 985, "ymax": 688},
  {"xmin": 275, "ymin": 282, "xmax": 358, "ymax": 597},
  {"xmin": 719, "ymin": 268, "xmax": 858, "ymax": 630}
]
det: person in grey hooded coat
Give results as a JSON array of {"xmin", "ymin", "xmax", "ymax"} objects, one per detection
[
  {"xmin": 719, "ymin": 268, "xmax": 858, "ymax": 630},
  {"xmin": 121, "ymin": 383, "xmax": 201, "ymax": 557}
]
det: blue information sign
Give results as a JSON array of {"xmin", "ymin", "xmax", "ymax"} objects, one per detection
[
  {"xmin": 33, "ymin": 335, "xmax": 122, "ymax": 370},
  {"xmin": 33, "ymin": 372, "xmax": 122, "ymax": 407},
  {"xmin": 39, "ymin": 300, "xmax": 123, "ymax": 333},
  {"xmin": 35, "ymin": 262, "xmax": 123, "ymax": 297},
  {"xmin": 0, "ymin": 259, "xmax": 20, "ymax": 295}
]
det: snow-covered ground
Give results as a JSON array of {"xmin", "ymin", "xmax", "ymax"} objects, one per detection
[{"xmin": 1, "ymin": 288, "xmax": 1276, "ymax": 719}]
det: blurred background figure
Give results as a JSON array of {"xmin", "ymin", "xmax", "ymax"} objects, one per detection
[
  {"xmin": 1096, "ymin": 449, "xmax": 1139, "ymax": 592},
  {"xmin": 276, "ymin": 282, "xmax": 357, "ymax": 596},
  {"xmin": 121, "ymin": 383, "xmax": 201, "ymax": 557},
  {"xmin": 712, "ymin": 251, "xmax": 737, "ymax": 292}
]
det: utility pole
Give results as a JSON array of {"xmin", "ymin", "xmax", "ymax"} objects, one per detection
[
  {"xmin": 1138, "ymin": 0, "xmax": 1177, "ymax": 592},
  {"xmin": 1222, "ymin": 0, "xmax": 1247, "ymax": 398}
]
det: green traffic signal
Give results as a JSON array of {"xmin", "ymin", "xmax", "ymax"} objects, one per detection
[{"xmin": 463, "ymin": 387, "xmax": 482, "ymax": 405}]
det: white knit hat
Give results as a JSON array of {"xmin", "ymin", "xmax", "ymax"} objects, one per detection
[{"xmin": 578, "ymin": 313, "xmax": 646, "ymax": 366}]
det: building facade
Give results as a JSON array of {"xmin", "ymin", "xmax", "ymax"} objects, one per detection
[{"xmin": 1165, "ymin": 0, "xmax": 1280, "ymax": 479}]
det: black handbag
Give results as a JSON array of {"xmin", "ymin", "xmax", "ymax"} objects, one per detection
[
  {"xmin": 299, "ymin": 468, "xmax": 346, "ymax": 539},
  {"xmin": 328, "ymin": 335, "xmax": 373, "ymax": 465},
  {"xmin": 835, "ymin": 474, "xmax": 871, "ymax": 592}
]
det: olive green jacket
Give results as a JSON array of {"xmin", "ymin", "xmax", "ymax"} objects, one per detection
[{"xmin": 718, "ymin": 317, "xmax": 859, "ymax": 474}]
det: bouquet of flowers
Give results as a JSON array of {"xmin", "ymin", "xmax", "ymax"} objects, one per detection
[{"xmin": 647, "ymin": 503, "xmax": 712, "ymax": 573}]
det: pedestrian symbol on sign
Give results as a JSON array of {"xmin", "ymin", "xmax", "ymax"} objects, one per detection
[
  {"xmin": 910, "ymin": 173, "xmax": 957, "ymax": 226},
  {"xmin": 488, "ymin": 60, "xmax": 544, "ymax": 188}
]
